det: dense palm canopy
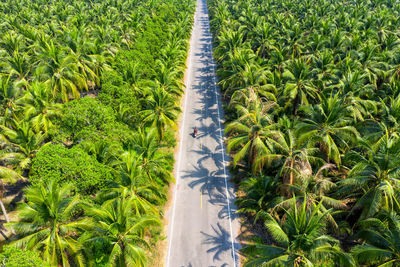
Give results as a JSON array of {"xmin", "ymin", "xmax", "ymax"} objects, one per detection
[
  {"xmin": 297, "ymin": 94, "xmax": 359, "ymax": 166},
  {"xmin": 244, "ymin": 199, "xmax": 355, "ymax": 266},
  {"xmin": 352, "ymin": 211, "xmax": 400, "ymax": 266},
  {"xmin": 226, "ymin": 88, "xmax": 275, "ymax": 172},
  {"xmin": 0, "ymin": 0, "xmax": 194, "ymax": 265},
  {"xmin": 141, "ymin": 86, "xmax": 180, "ymax": 140},
  {"xmin": 337, "ymin": 135, "xmax": 400, "ymax": 221},
  {"xmin": 84, "ymin": 196, "xmax": 161, "ymax": 267},
  {"xmin": 6, "ymin": 182, "xmax": 86, "ymax": 266},
  {"xmin": 208, "ymin": 0, "xmax": 400, "ymax": 265}
]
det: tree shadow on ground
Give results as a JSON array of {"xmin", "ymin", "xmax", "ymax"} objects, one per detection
[{"xmin": 201, "ymin": 222, "xmax": 241, "ymax": 264}]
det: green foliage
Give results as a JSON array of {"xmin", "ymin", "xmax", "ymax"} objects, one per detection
[
  {"xmin": 84, "ymin": 196, "xmax": 161, "ymax": 267},
  {"xmin": 244, "ymin": 199, "xmax": 355, "ymax": 266},
  {"xmin": 60, "ymin": 97, "xmax": 115, "ymax": 133},
  {"xmin": 208, "ymin": 0, "xmax": 400, "ymax": 265},
  {"xmin": 112, "ymin": 2, "xmax": 184, "ymax": 78},
  {"xmin": 6, "ymin": 182, "xmax": 86, "ymax": 266},
  {"xmin": 98, "ymin": 72, "xmax": 141, "ymax": 127},
  {"xmin": 52, "ymin": 97, "xmax": 133, "ymax": 145},
  {"xmin": 0, "ymin": 0, "xmax": 195, "ymax": 264},
  {"xmin": 352, "ymin": 211, "xmax": 400, "ymax": 266},
  {"xmin": 0, "ymin": 246, "xmax": 46, "ymax": 267},
  {"xmin": 30, "ymin": 144, "xmax": 112, "ymax": 195}
]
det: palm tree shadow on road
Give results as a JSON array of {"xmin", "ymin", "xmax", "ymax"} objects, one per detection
[
  {"xmin": 201, "ymin": 222, "xmax": 240, "ymax": 264},
  {"xmin": 181, "ymin": 162, "xmax": 226, "ymax": 200}
]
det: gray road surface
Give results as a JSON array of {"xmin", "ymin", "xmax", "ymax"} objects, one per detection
[{"xmin": 165, "ymin": 0, "xmax": 240, "ymax": 266}]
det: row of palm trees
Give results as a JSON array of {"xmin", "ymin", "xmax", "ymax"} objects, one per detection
[
  {"xmin": 0, "ymin": 0, "xmax": 195, "ymax": 265},
  {"xmin": 6, "ymin": 181, "xmax": 160, "ymax": 266},
  {"xmin": 208, "ymin": 0, "xmax": 400, "ymax": 265}
]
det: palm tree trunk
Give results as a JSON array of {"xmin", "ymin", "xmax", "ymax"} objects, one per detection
[
  {"xmin": 0, "ymin": 199, "xmax": 10, "ymax": 224},
  {"xmin": 0, "ymin": 181, "xmax": 10, "ymax": 223},
  {"xmin": 0, "ymin": 183, "xmax": 15, "ymax": 234},
  {"xmin": 282, "ymin": 160, "xmax": 295, "ymax": 197},
  {"xmin": 289, "ymin": 159, "xmax": 294, "ymax": 185}
]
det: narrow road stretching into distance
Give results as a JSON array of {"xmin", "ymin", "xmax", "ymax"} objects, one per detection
[{"xmin": 165, "ymin": 0, "xmax": 241, "ymax": 266}]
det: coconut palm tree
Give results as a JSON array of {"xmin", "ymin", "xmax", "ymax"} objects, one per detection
[
  {"xmin": 6, "ymin": 181, "xmax": 87, "ymax": 266},
  {"xmin": 0, "ymin": 118, "xmax": 46, "ymax": 171},
  {"xmin": 282, "ymin": 58, "xmax": 319, "ymax": 113},
  {"xmin": 63, "ymin": 28, "xmax": 100, "ymax": 87},
  {"xmin": 79, "ymin": 139, "xmax": 119, "ymax": 166},
  {"xmin": 243, "ymin": 199, "xmax": 355, "ymax": 266},
  {"xmin": 153, "ymin": 59, "xmax": 184, "ymax": 96},
  {"xmin": 352, "ymin": 211, "xmax": 400, "ymax": 266},
  {"xmin": 129, "ymin": 128, "xmax": 174, "ymax": 183},
  {"xmin": 336, "ymin": 134, "xmax": 400, "ymax": 221},
  {"xmin": 0, "ymin": 74, "xmax": 25, "ymax": 118},
  {"xmin": 97, "ymin": 162, "xmax": 162, "ymax": 216},
  {"xmin": 17, "ymin": 81, "xmax": 62, "ymax": 133},
  {"xmin": 296, "ymin": 94, "xmax": 359, "ymax": 165},
  {"xmin": 214, "ymin": 27, "xmax": 247, "ymax": 63},
  {"xmin": 36, "ymin": 40, "xmax": 87, "ymax": 102},
  {"xmin": 6, "ymin": 50, "xmax": 32, "ymax": 81},
  {"xmin": 225, "ymin": 90, "xmax": 275, "ymax": 172},
  {"xmin": 217, "ymin": 48, "xmax": 257, "ymax": 94},
  {"xmin": 84, "ymin": 196, "xmax": 161, "ymax": 267},
  {"xmin": 141, "ymin": 87, "xmax": 180, "ymax": 140},
  {"xmin": 378, "ymin": 93, "xmax": 400, "ymax": 136},
  {"xmin": 118, "ymin": 132, "xmax": 173, "ymax": 185},
  {"xmin": 256, "ymin": 128, "xmax": 316, "ymax": 187},
  {"xmin": 0, "ymin": 32, "xmax": 24, "ymax": 57},
  {"xmin": 275, "ymin": 163, "xmax": 348, "ymax": 230},
  {"xmin": 0, "ymin": 166, "xmax": 22, "ymax": 225},
  {"xmin": 236, "ymin": 175, "xmax": 278, "ymax": 217}
]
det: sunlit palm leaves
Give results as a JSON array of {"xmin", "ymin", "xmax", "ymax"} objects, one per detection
[
  {"xmin": 297, "ymin": 94, "xmax": 359, "ymax": 165},
  {"xmin": 243, "ymin": 199, "xmax": 355, "ymax": 266},
  {"xmin": 208, "ymin": 0, "xmax": 400, "ymax": 265},
  {"xmin": 17, "ymin": 82, "xmax": 62, "ymax": 133},
  {"xmin": 0, "ymin": 0, "xmax": 195, "ymax": 264},
  {"xmin": 141, "ymin": 86, "xmax": 180, "ymax": 140},
  {"xmin": 352, "ymin": 211, "xmax": 400, "ymax": 266},
  {"xmin": 84, "ymin": 196, "xmax": 161, "ymax": 267},
  {"xmin": 0, "ymin": 118, "xmax": 46, "ymax": 170},
  {"xmin": 225, "ymin": 90, "xmax": 275, "ymax": 172},
  {"xmin": 337, "ymin": 135, "xmax": 400, "ymax": 220},
  {"xmin": 36, "ymin": 41, "xmax": 86, "ymax": 102},
  {"xmin": 6, "ymin": 182, "xmax": 86, "ymax": 266}
]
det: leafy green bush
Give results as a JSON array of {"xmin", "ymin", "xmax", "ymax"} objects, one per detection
[
  {"xmin": 98, "ymin": 71, "xmax": 142, "ymax": 127},
  {"xmin": 30, "ymin": 144, "xmax": 112, "ymax": 195},
  {"xmin": 0, "ymin": 246, "xmax": 46, "ymax": 267},
  {"xmin": 51, "ymin": 96, "xmax": 133, "ymax": 145},
  {"xmin": 61, "ymin": 97, "xmax": 115, "ymax": 132}
]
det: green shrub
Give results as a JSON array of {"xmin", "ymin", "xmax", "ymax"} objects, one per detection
[
  {"xmin": 58, "ymin": 97, "xmax": 114, "ymax": 136},
  {"xmin": 0, "ymin": 246, "xmax": 46, "ymax": 267},
  {"xmin": 98, "ymin": 72, "xmax": 142, "ymax": 127},
  {"xmin": 30, "ymin": 144, "xmax": 113, "ymax": 195},
  {"xmin": 51, "ymin": 96, "xmax": 133, "ymax": 145}
]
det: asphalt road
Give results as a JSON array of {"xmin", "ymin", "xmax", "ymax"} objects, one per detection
[{"xmin": 165, "ymin": 0, "xmax": 240, "ymax": 266}]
